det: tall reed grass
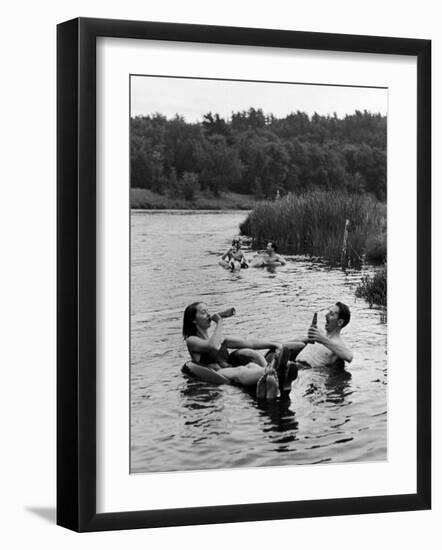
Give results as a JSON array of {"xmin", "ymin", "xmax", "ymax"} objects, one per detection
[
  {"xmin": 355, "ymin": 265, "xmax": 387, "ymax": 307},
  {"xmin": 239, "ymin": 190, "xmax": 386, "ymax": 267}
]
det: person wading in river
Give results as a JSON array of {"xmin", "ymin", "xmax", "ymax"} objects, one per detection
[
  {"xmin": 263, "ymin": 241, "xmax": 286, "ymax": 265},
  {"xmin": 285, "ymin": 302, "xmax": 353, "ymax": 368}
]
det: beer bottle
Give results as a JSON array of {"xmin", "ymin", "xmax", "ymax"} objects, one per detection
[
  {"xmin": 308, "ymin": 312, "xmax": 318, "ymax": 343},
  {"xmin": 212, "ymin": 307, "xmax": 236, "ymax": 320}
]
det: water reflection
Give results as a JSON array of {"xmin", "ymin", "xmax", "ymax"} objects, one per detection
[
  {"xmin": 180, "ymin": 378, "xmax": 224, "ymax": 406},
  {"xmin": 296, "ymin": 365, "xmax": 352, "ymax": 406},
  {"xmin": 179, "ymin": 375, "xmax": 299, "ymax": 454},
  {"xmin": 254, "ymin": 396, "xmax": 298, "ymax": 435}
]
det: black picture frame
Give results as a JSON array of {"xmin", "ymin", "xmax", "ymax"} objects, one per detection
[{"xmin": 57, "ymin": 17, "xmax": 431, "ymax": 532}]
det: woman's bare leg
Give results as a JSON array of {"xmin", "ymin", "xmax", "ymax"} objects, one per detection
[
  {"xmin": 229, "ymin": 348, "xmax": 267, "ymax": 368},
  {"xmin": 220, "ymin": 363, "xmax": 265, "ymax": 386}
]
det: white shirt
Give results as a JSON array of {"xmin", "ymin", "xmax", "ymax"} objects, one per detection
[{"xmin": 296, "ymin": 341, "xmax": 337, "ymax": 367}]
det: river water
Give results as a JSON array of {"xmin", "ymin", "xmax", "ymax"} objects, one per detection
[{"xmin": 130, "ymin": 210, "xmax": 387, "ymax": 473}]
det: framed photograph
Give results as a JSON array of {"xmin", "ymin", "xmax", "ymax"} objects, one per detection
[{"xmin": 57, "ymin": 17, "xmax": 431, "ymax": 532}]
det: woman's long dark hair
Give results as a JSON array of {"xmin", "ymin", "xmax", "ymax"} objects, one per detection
[{"xmin": 182, "ymin": 302, "xmax": 202, "ymax": 339}]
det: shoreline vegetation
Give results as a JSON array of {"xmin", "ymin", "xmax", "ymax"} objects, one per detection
[
  {"xmin": 355, "ymin": 265, "xmax": 387, "ymax": 308},
  {"xmin": 131, "ymin": 109, "xmax": 386, "ymax": 201},
  {"xmin": 239, "ymin": 190, "xmax": 386, "ymax": 268},
  {"xmin": 131, "ymin": 108, "xmax": 387, "ymax": 307},
  {"xmin": 239, "ymin": 189, "xmax": 387, "ymax": 310},
  {"xmin": 131, "ymin": 188, "xmax": 258, "ymax": 210}
]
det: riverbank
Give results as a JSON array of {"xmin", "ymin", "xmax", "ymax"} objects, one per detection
[
  {"xmin": 239, "ymin": 190, "xmax": 387, "ymax": 267},
  {"xmin": 131, "ymin": 188, "xmax": 258, "ymax": 210}
]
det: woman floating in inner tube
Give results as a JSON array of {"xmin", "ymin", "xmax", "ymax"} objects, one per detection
[
  {"xmin": 182, "ymin": 302, "xmax": 298, "ymax": 399},
  {"xmin": 219, "ymin": 238, "xmax": 249, "ymax": 272}
]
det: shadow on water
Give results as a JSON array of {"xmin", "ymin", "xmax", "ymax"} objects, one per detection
[
  {"xmin": 254, "ymin": 396, "xmax": 298, "ymax": 434},
  {"xmin": 179, "ymin": 367, "xmax": 351, "ymax": 442},
  {"xmin": 324, "ymin": 368, "xmax": 352, "ymax": 404},
  {"xmin": 297, "ymin": 365, "xmax": 352, "ymax": 407},
  {"xmin": 179, "ymin": 378, "xmax": 224, "ymax": 408},
  {"xmin": 181, "ymin": 376, "xmax": 299, "ymax": 440}
]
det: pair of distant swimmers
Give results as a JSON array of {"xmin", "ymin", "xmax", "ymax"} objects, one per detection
[{"xmin": 220, "ymin": 240, "xmax": 286, "ymax": 271}]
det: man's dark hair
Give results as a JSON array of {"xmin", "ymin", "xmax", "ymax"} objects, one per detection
[
  {"xmin": 269, "ymin": 241, "xmax": 278, "ymax": 252},
  {"xmin": 336, "ymin": 301, "xmax": 351, "ymax": 328}
]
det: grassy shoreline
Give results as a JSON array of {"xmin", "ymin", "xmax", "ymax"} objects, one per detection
[{"xmin": 131, "ymin": 188, "xmax": 258, "ymax": 210}]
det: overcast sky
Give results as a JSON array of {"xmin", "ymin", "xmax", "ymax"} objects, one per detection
[{"xmin": 131, "ymin": 75, "xmax": 387, "ymax": 122}]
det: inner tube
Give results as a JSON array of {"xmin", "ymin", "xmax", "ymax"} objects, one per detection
[
  {"xmin": 218, "ymin": 259, "xmax": 242, "ymax": 272},
  {"xmin": 182, "ymin": 361, "xmax": 231, "ymax": 385}
]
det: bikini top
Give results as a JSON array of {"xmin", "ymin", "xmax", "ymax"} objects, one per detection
[{"xmin": 198, "ymin": 340, "xmax": 230, "ymax": 366}]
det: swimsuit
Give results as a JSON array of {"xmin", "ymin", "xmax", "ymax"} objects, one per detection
[
  {"xmin": 197, "ymin": 341, "xmax": 231, "ymax": 368},
  {"xmin": 195, "ymin": 341, "xmax": 248, "ymax": 369}
]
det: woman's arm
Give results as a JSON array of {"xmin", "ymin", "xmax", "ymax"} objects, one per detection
[
  {"xmin": 221, "ymin": 248, "xmax": 232, "ymax": 261},
  {"xmin": 187, "ymin": 316, "xmax": 224, "ymax": 353}
]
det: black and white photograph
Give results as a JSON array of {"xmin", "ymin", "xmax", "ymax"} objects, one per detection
[
  {"xmin": 130, "ymin": 75, "xmax": 388, "ymax": 474},
  {"xmin": 0, "ymin": 0, "xmax": 437, "ymax": 541}
]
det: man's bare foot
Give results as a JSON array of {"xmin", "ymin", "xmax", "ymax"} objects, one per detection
[{"xmin": 256, "ymin": 372, "xmax": 279, "ymax": 399}]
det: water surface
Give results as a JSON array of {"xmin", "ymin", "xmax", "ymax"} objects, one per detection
[{"xmin": 131, "ymin": 210, "xmax": 387, "ymax": 473}]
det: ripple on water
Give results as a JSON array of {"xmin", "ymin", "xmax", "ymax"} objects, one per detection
[{"xmin": 130, "ymin": 211, "xmax": 388, "ymax": 473}]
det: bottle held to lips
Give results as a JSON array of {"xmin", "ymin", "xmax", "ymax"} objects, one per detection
[{"xmin": 211, "ymin": 307, "xmax": 236, "ymax": 320}]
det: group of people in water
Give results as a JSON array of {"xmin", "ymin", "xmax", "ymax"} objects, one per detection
[
  {"xmin": 182, "ymin": 299, "xmax": 353, "ymax": 400},
  {"xmin": 219, "ymin": 238, "xmax": 286, "ymax": 271},
  {"xmin": 182, "ymin": 236, "xmax": 353, "ymax": 400}
]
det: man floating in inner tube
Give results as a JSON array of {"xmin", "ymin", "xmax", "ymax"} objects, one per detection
[
  {"xmin": 182, "ymin": 302, "xmax": 298, "ymax": 399},
  {"xmin": 284, "ymin": 302, "xmax": 353, "ymax": 368}
]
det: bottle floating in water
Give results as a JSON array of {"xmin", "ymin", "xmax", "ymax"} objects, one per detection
[{"xmin": 212, "ymin": 307, "xmax": 236, "ymax": 320}]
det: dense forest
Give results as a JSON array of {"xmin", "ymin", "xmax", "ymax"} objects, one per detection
[{"xmin": 131, "ymin": 108, "xmax": 387, "ymax": 201}]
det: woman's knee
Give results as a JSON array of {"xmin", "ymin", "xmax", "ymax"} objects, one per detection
[
  {"xmin": 244, "ymin": 362, "xmax": 264, "ymax": 372},
  {"xmin": 238, "ymin": 349, "xmax": 267, "ymax": 367},
  {"xmin": 229, "ymin": 348, "xmax": 265, "ymax": 367},
  {"xmin": 232, "ymin": 364, "xmax": 264, "ymax": 385}
]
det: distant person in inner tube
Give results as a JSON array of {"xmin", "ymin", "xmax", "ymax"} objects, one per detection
[
  {"xmin": 284, "ymin": 302, "xmax": 354, "ymax": 368},
  {"xmin": 251, "ymin": 241, "xmax": 286, "ymax": 267},
  {"xmin": 182, "ymin": 302, "xmax": 298, "ymax": 398},
  {"xmin": 219, "ymin": 238, "xmax": 249, "ymax": 271}
]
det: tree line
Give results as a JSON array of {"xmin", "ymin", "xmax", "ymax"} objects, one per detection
[{"xmin": 131, "ymin": 108, "xmax": 386, "ymax": 201}]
